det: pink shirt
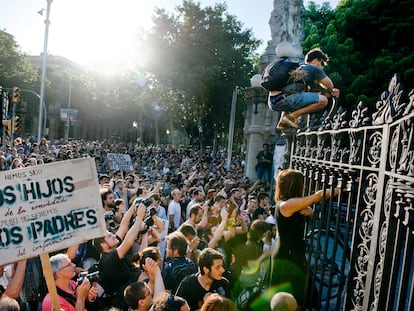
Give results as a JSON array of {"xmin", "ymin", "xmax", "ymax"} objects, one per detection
[{"xmin": 41, "ymin": 280, "xmax": 85, "ymax": 311}]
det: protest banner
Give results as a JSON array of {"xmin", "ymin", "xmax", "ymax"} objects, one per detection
[
  {"xmin": 0, "ymin": 158, "xmax": 106, "ymax": 266},
  {"xmin": 107, "ymin": 153, "xmax": 134, "ymax": 171}
]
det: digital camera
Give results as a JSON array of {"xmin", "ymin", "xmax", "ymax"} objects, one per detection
[
  {"xmin": 77, "ymin": 271, "xmax": 100, "ymax": 286},
  {"xmin": 135, "ymin": 197, "xmax": 153, "ymax": 207}
]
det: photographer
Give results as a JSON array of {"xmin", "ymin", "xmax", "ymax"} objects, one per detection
[
  {"xmin": 142, "ymin": 196, "xmax": 166, "ymax": 235},
  {"xmin": 132, "ymin": 196, "xmax": 166, "ymax": 249},
  {"xmin": 93, "ymin": 202, "xmax": 147, "ymax": 309},
  {"xmin": 41, "ymin": 253, "xmax": 98, "ymax": 311}
]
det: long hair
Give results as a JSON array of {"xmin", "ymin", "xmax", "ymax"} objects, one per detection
[
  {"xmin": 275, "ymin": 169, "xmax": 304, "ymax": 201},
  {"xmin": 247, "ymin": 219, "xmax": 271, "ymax": 242}
]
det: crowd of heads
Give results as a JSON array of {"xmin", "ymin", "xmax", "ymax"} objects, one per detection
[{"xmin": 0, "ymin": 136, "xmax": 292, "ymax": 311}]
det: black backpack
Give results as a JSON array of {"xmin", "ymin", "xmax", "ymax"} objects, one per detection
[{"xmin": 261, "ymin": 58, "xmax": 301, "ymax": 91}]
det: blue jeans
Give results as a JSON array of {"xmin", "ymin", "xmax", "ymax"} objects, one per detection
[
  {"xmin": 269, "ymin": 92, "xmax": 319, "ymax": 113},
  {"xmin": 257, "ymin": 166, "xmax": 271, "ymax": 183}
]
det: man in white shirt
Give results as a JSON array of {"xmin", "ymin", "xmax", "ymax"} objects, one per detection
[
  {"xmin": 168, "ymin": 189, "xmax": 182, "ymax": 232},
  {"xmin": 185, "ymin": 187, "xmax": 204, "ymax": 219}
]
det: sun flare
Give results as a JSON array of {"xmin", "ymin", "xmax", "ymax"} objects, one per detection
[{"xmin": 48, "ymin": 0, "xmax": 154, "ymax": 74}]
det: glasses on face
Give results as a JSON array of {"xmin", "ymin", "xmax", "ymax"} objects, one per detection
[{"xmin": 59, "ymin": 261, "xmax": 73, "ymax": 271}]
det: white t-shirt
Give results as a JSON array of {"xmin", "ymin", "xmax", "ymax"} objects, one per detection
[
  {"xmin": 168, "ymin": 200, "xmax": 182, "ymax": 228},
  {"xmin": 0, "ymin": 264, "xmax": 13, "ymax": 289}
]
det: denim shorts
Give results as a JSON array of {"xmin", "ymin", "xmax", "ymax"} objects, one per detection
[{"xmin": 269, "ymin": 92, "xmax": 319, "ymax": 113}]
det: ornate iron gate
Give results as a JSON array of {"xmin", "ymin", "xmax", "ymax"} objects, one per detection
[{"xmin": 289, "ymin": 75, "xmax": 413, "ymax": 310}]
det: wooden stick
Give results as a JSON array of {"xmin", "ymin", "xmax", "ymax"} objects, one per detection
[{"xmin": 39, "ymin": 253, "xmax": 60, "ymax": 311}]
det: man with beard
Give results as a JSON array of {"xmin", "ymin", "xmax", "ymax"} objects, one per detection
[
  {"xmin": 175, "ymin": 248, "xmax": 230, "ymax": 311},
  {"xmin": 162, "ymin": 231, "xmax": 197, "ymax": 294}
]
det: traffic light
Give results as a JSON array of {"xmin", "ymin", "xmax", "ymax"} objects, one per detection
[
  {"xmin": 12, "ymin": 87, "xmax": 20, "ymax": 104},
  {"xmin": 14, "ymin": 115, "xmax": 22, "ymax": 133},
  {"xmin": 2, "ymin": 119, "xmax": 11, "ymax": 136}
]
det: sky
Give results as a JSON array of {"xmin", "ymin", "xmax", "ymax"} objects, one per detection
[{"xmin": 0, "ymin": 0, "xmax": 339, "ymax": 73}]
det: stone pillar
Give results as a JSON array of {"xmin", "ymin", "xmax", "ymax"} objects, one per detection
[
  {"xmin": 242, "ymin": 85, "xmax": 279, "ymax": 180},
  {"xmin": 242, "ymin": 1, "xmax": 305, "ymax": 180}
]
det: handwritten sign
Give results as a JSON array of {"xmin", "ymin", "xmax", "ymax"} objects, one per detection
[
  {"xmin": 0, "ymin": 158, "xmax": 106, "ymax": 266},
  {"xmin": 107, "ymin": 153, "xmax": 134, "ymax": 171}
]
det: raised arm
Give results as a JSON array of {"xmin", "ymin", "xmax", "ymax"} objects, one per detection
[
  {"xmin": 279, "ymin": 188, "xmax": 339, "ymax": 218},
  {"xmin": 75, "ymin": 278, "xmax": 90, "ymax": 311},
  {"xmin": 116, "ymin": 200, "xmax": 138, "ymax": 239},
  {"xmin": 116, "ymin": 204, "xmax": 146, "ymax": 259},
  {"xmin": 208, "ymin": 209, "xmax": 228, "ymax": 249},
  {"xmin": 195, "ymin": 202, "xmax": 209, "ymax": 230},
  {"xmin": 144, "ymin": 258, "xmax": 165, "ymax": 296},
  {"xmin": 4, "ymin": 260, "xmax": 26, "ymax": 299}
]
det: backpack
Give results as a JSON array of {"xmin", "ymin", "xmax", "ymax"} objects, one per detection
[{"xmin": 261, "ymin": 58, "xmax": 301, "ymax": 91}]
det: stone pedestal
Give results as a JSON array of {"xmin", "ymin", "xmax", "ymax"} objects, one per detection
[{"xmin": 242, "ymin": 87, "xmax": 280, "ymax": 180}]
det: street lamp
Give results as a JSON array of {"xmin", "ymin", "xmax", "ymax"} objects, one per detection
[
  {"xmin": 132, "ymin": 121, "xmax": 138, "ymax": 142},
  {"xmin": 64, "ymin": 78, "xmax": 72, "ymax": 142},
  {"xmin": 226, "ymin": 87, "xmax": 238, "ymax": 170},
  {"xmin": 38, "ymin": 0, "xmax": 52, "ymax": 144}
]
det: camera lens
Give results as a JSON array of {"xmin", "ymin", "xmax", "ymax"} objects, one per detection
[
  {"xmin": 144, "ymin": 216, "xmax": 154, "ymax": 227},
  {"xmin": 77, "ymin": 271, "xmax": 100, "ymax": 285}
]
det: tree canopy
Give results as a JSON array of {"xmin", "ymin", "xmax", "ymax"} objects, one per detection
[
  {"xmin": 1, "ymin": 0, "xmax": 414, "ymax": 144},
  {"xmin": 0, "ymin": 31, "xmax": 37, "ymax": 89},
  {"xmin": 303, "ymin": 0, "xmax": 414, "ymax": 109},
  {"xmin": 135, "ymin": 0, "xmax": 260, "ymax": 146}
]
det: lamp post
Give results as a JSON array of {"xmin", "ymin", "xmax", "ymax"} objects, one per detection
[
  {"xmin": 64, "ymin": 78, "xmax": 72, "ymax": 142},
  {"xmin": 38, "ymin": 0, "xmax": 52, "ymax": 144},
  {"xmin": 226, "ymin": 87, "xmax": 237, "ymax": 170},
  {"xmin": 132, "ymin": 121, "xmax": 138, "ymax": 142}
]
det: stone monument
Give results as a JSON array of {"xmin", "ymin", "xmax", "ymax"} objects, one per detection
[{"xmin": 243, "ymin": 0, "xmax": 305, "ymax": 180}]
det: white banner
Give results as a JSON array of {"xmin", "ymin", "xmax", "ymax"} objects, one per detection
[
  {"xmin": 107, "ymin": 153, "xmax": 134, "ymax": 171},
  {"xmin": 0, "ymin": 158, "xmax": 106, "ymax": 265}
]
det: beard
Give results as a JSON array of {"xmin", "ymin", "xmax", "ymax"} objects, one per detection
[{"xmin": 207, "ymin": 271, "xmax": 221, "ymax": 281}]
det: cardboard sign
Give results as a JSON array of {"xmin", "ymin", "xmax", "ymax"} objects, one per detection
[
  {"xmin": 107, "ymin": 153, "xmax": 134, "ymax": 171},
  {"xmin": 0, "ymin": 158, "xmax": 106, "ymax": 265}
]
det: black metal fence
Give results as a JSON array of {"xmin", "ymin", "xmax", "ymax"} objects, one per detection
[{"xmin": 289, "ymin": 74, "xmax": 413, "ymax": 310}]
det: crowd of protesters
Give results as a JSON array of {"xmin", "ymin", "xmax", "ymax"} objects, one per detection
[{"xmin": 0, "ymin": 136, "xmax": 322, "ymax": 311}]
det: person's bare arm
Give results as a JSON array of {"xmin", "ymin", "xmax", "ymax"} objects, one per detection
[
  {"xmin": 152, "ymin": 215, "xmax": 165, "ymax": 233},
  {"xmin": 195, "ymin": 202, "xmax": 209, "ymax": 230},
  {"xmin": 144, "ymin": 258, "xmax": 165, "ymax": 296},
  {"xmin": 116, "ymin": 201, "xmax": 138, "ymax": 239},
  {"xmin": 66, "ymin": 244, "xmax": 79, "ymax": 260},
  {"xmin": 279, "ymin": 188, "xmax": 340, "ymax": 218},
  {"xmin": 4, "ymin": 260, "xmax": 26, "ymax": 299},
  {"xmin": 75, "ymin": 278, "xmax": 90, "ymax": 311},
  {"xmin": 116, "ymin": 204, "xmax": 146, "ymax": 259},
  {"xmin": 319, "ymin": 76, "xmax": 334, "ymax": 91},
  {"xmin": 235, "ymin": 214, "xmax": 248, "ymax": 235},
  {"xmin": 208, "ymin": 209, "xmax": 228, "ymax": 249},
  {"xmin": 146, "ymin": 227, "xmax": 161, "ymax": 246}
]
